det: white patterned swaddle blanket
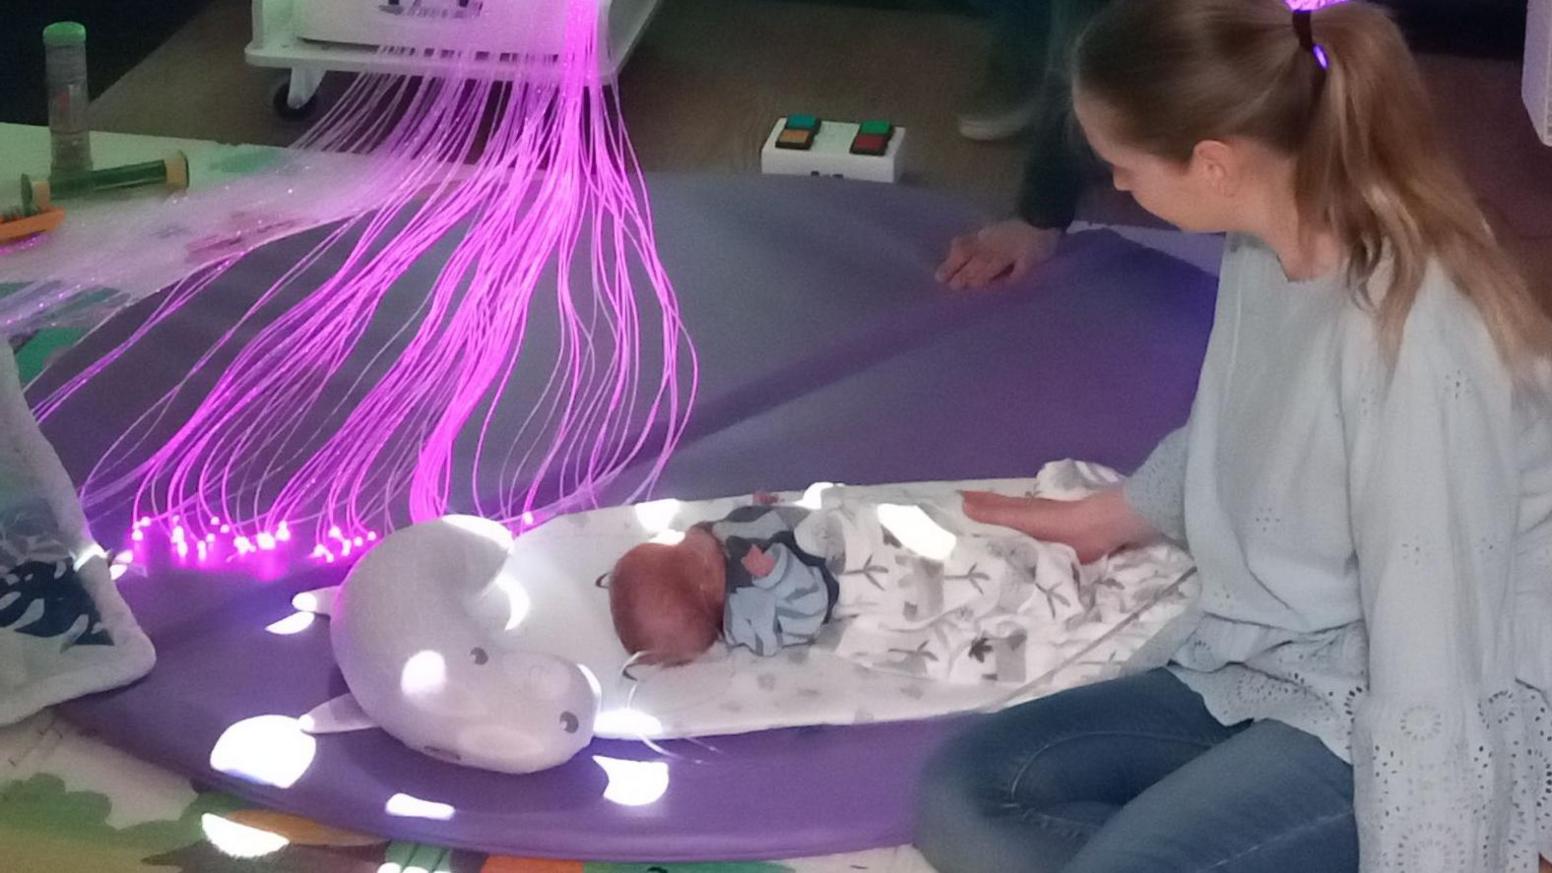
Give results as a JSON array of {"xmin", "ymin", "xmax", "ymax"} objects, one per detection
[
  {"xmin": 506, "ymin": 460, "xmax": 1200, "ymax": 738},
  {"xmin": 745, "ymin": 461, "xmax": 1199, "ymax": 688}
]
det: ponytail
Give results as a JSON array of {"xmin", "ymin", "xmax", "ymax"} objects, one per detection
[{"xmin": 1075, "ymin": 0, "xmax": 1552, "ymax": 386}]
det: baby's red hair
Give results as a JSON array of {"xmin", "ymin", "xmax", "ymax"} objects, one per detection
[{"xmin": 609, "ymin": 543, "xmax": 721, "ymax": 666}]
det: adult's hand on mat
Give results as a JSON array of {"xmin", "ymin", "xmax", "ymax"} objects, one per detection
[
  {"xmin": 936, "ymin": 220, "xmax": 1060, "ymax": 291},
  {"xmin": 960, "ymin": 487, "xmax": 1156, "ymax": 564}
]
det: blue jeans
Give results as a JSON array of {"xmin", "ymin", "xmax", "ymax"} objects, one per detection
[{"xmin": 914, "ymin": 669, "xmax": 1358, "ymax": 873}]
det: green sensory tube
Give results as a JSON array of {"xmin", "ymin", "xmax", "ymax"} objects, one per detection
[{"xmin": 22, "ymin": 151, "xmax": 190, "ymax": 208}]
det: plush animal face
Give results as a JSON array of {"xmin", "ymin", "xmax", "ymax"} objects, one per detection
[{"xmin": 330, "ymin": 516, "xmax": 600, "ymax": 774}]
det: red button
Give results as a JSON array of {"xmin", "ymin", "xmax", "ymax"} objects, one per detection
[{"xmin": 850, "ymin": 133, "xmax": 889, "ymax": 156}]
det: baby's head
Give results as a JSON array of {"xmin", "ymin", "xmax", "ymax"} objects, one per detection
[{"xmin": 609, "ymin": 526, "xmax": 727, "ymax": 666}]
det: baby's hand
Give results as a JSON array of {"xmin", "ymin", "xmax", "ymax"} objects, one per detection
[
  {"xmin": 752, "ymin": 490, "xmax": 780, "ymax": 505},
  {"xmin": 741, "ymin": 545, "xmax": 777, "ymax": 578}
]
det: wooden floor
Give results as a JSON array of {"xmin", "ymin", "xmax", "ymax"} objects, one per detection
[{"xmin": 83, "ymin": 0, "xmax": 1552, "ymax": 297}]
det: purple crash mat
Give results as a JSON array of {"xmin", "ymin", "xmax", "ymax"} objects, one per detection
[{"xmin": 37, "ymin": 175, "xmax": 1217, "ymax": 861}]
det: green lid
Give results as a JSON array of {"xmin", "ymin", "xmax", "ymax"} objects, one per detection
[{"xmin": 43, "ymin": 22, "xmax": 87, "ymax": 47}]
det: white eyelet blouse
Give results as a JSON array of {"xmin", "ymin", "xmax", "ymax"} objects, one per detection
[{"xmin": 1123, "ymin": 234, "xmax": 1552, "ymax": 872}]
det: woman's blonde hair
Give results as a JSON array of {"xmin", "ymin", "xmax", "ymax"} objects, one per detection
[{"xmin": 1073, "ymin": 0, "xmax": 1552, "ymax": 383}]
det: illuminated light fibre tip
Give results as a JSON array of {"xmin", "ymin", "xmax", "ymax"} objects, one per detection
[{"xmin": 39, "ymin": 0, "xmax": 696, "ymax": 549}]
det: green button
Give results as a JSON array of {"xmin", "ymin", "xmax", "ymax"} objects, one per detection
[
  {"xmin": 785, "ymin": 114, "xmax": 819, "ymax": 131},
  {"xmin": 859, "ymin": 119, "xmax": 893, "ymax": 136}
]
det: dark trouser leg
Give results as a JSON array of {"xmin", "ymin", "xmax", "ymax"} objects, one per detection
[{"xmin": 914, "ymin": 670, "xmax": 1243, "ymax": 873}]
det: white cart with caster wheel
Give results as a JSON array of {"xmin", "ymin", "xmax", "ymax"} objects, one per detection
[{"xmin": 246, "ymin": 0, "xmax": 662, "ymax": 120}]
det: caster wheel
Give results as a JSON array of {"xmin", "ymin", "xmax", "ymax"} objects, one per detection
[{"xmin": 271, "ymin": 76, "xmax": 318, "ymax": 121}]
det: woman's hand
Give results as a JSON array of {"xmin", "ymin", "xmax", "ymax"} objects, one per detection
[
  {"xmin": 960, "ymin": 486, "xmax": 1159, "ymax": 563},
  {"xmin": 936, "ymin": 220, "xmax": 1061, "ymax": 291}
]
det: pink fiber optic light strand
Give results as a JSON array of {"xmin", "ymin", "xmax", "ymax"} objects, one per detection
[{"xmin": 47, "ymin": 0, "xmax": 697, "ymax": 547}]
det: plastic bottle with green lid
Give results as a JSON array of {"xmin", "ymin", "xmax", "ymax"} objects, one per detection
[{"xmin": 44, "ymin": 21, "xmax": 93, "ymax": 179}]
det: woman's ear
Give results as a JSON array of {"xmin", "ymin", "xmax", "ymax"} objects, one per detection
[{"xmin": 1192, "ymin": 139, "xmax": 1237, "ymax": 197}]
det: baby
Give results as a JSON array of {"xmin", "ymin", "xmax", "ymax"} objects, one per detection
[
  {"xmin": 610, "ymin": 498, "xmax": 837, "ymax": 666},
  {"xmin": 606, "ymin": 481, "xmax": 1174, "ymax": 685}
]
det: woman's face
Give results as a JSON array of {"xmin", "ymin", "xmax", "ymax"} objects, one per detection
[{"xmin": 1073, "ymin": 93, "xmax": 1232, "ymax": 234}]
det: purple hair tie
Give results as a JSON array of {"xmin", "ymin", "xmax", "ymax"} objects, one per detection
[{"xmin": 1293, "ymin": 10, "xmax": 1330, "ymax": 69}]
